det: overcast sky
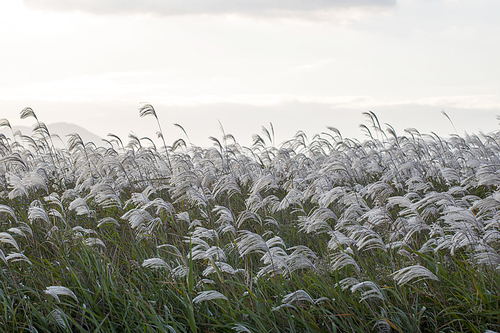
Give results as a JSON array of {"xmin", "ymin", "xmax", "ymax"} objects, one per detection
[{"xmin": 1, "ymin": 0, "xmax": 499, "ymax": 146}]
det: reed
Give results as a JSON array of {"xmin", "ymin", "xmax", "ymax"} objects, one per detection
[{"xmin": 0, "ymin": 106, "xmax": 498, "ymax": 332}]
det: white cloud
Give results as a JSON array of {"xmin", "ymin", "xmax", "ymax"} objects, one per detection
[{"xmin": 24, "ymin": 0, "xmax": 396, "ymax": 17}]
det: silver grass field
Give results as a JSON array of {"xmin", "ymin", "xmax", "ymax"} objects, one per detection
[{"xmin": 0, "ymin": 107, "xmax": 499, "ymax": 332}]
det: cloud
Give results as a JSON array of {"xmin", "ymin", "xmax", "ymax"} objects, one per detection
[{"xmin": 24, "ymin": 0, "xmax": 396, "ymax": 17}]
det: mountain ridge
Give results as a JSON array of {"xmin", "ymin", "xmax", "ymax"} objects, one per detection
[{"xmin": 1, "ymin": 122, "xmax": 103, "ymax": 147}]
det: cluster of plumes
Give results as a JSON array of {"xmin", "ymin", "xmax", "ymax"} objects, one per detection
[{"xmin": 1, "ymin": 110, "xmax": 500, "ymax": 331}]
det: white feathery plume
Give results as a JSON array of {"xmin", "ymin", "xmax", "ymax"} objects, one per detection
[
  {"xmin": 348, "ymin": 226, "xmax": 386, "ymax": 252},
  {"xmin": 143, "ymin": 198, "xmax": 175, "ymax": 215},
  {"xmin": 277, "ymin": 188, "xmax": 304, "ymax": 211},
  {"xmin": 49, "ymin": 309, "xmax": 67, "ymax": 329},
  {"xmin": 401, "ymin": 216, "xmax": 431, "ymax": 245},
  {"xmin": 477, "ymin": 165, "xmax": 500, "ymax": 187},
  {"xmin": 387, "ymin": 195, "xmax": 412, "ymax": 209},
  {"xmin": 83, "ymin": 237, "xmax": 106, "ymax": 248},
  {"xmin": 85, "ymin": 182, "xmax": 122, "ymax": 209},
  {"xmin": 298, "ymin": 207, "xmax": 336, "ymax": 234},
  {"xmin": 257, "ymin": 261, "xmax": 286, "ymax": 277},
  {"xmin": 0, "ymin": 204, "xmax": 18, "ymax": 223},
  {"xmin": 125, "ymin": 185, "xmax": 157, "ymax": 208},
  {"xmin": 28, "ymin": 206, "xmax": 50, "ymax": 225},
  {"xmin": 483, "ymin": 229, "xmax": 500, "ymax": 243},
  {"xmin": 191, "ymin": 241, "xmax": 227, "ymax": 262},
  {"xmin": 405, "ymin": 176, "xmax": 431, "ymax": 193},
  {"xmin": 177, "ymin": 211, "xmax": 203, "ymax": 228},
  {"xmin": 411, "ymin": 192, "xmax": 455, "ymax": 213},
  {"xmin": 190, "ymin": 227, "xmax": 218, "ymax": 241},
  {"xmin": 351, "ymin": 281, "xmax": 385, "ymax": 302},
  {"xmin": 419, "ymin": 238, "xmax": 437, "ymax": 253},
  {"xmin": 217, "ymin": 223, "xmax": 236, "ymax": 236},
  {"xmin": 143, "ymin": 217, "xmax": 162, "ymax": 237},
  {"xmin": 213, "ymin": 174, "xmax": 241, "ymax": 198},
  {"xmin": 330, "ymin": 251, "xmax": 360, "ymax": 273},
  {"xmin": 272, "ymin": 288, "xmax": 330, "ymax": 311},
  {"xmin": 442, "ymin": 206, "xmax": 482, "ymax": 230},
  {"xmin": 474, "ymin": 245, "xmax": 500, "ymax": 269},
  {"xmin": 265, "ymin": 235, "xmax": 286, "ymax": 249},
  {"xmin": 203, "ymin": 246, "xmax": 227, "ymax": 262},
  {"xmin": 44, "ymin": 192, "xmax": 64, "ymax": 212},
  {"xmin": 286, "ymin": 252, "xmax": 317, "ymax": 274},
  {"xmin": 262, "ymin": 194, "xmax": 280, "ymax": 213},
  {"xmin": 202, "ymin": 261, "xmax": 245, "ymax": 276},
  {"xmin": 361, "ymin": 207, "xmax": 393, "ymax": 228},
  {"xmin": 192, "ymin": 290, "xmax": 228, "ymax": 304},
  {"xmin": 0, "ymin": 232, "xmax": 19, "ymax": 250},
  {"xmin": 440, "ymin": 167, "xmax": 461, "ymax": 184},
  {"xmin": 72, "ymin": 226, "xmax": 96, "ymax": 235},
  {"xmin": 318, "ymin": 161, "xmax": 351, "ymax": 180},
  {"xmin": 212, "ymin": 205, "xmax": 235, "ymax": 226},
  {"xmin": 471, "ymin": 196, "xmax": 500, "ymax": 218},
  {"xmin": 433, "ymin": 235, "xmax": 454, "ymax": 253},
  {"xmin": 61, "ymin": 188, "xmax": 79, "ymax": 202},
  {"xmin": 281, "ymin": 290, "xmax": 315, "ymax": 305},
  {"xmin": 364, "ymin": 181, "xmax": 394, "ymax": 204},
  {"xmin": 171, "ymin": 264, "xmax": 188, "ymax": 279},
  {"xmin": 236, "ymin": 210, "xmax": 262, "ymax": 228},
  {"xmin": 142, "ymin": 258, "xmax": 171, "ymax": 270},
  {"xmin": 264, "ymin": 217, "xmax": 279, "ymax": 227},
  {"xmin": 335, "ymin": 277, "xmax": 359, "ymax": 291},
  {"xmin": 6, "ymin": 171, "xmax": 47, "ymax": 199},
  {"xmin": 157, "ymin": 244, "xmax": 184, "ymax": 259},
  {"xmin": 4, "ymin": 171, "xmax": 28, "ymax": 195},
  {"xmin": 328, "ymin": 231, "xmax": 356, "ymax": 250},
  {"xmin": 121, "ymin": 213, "xmax": 160, "ymax": 239},
  {"xmin": 250, "ymin": 173, "xmax": 278, "ymax": 195},
  {"xmin": 68, "ymin": 197, "xmax": 91, "ymax": 216},
  {"xmin": 385, "ymin": 240, "xmax": 411, "ymax": 251},
  {"xmin": 44, "ymin": 286, "xmax": 78, "ymax": 303},
  {"xmin": 97, "ymin": 217, "xmax": 120, "ymax": 228},
  {"xmin": 285, "ymin": 245, "xmax": 317, "ymax": 273},
  {"xmin": 197, "ymin": 279, "xmax": 215, "ymax": 287},
  {"xmin": 258, "ymin": 247, "xmax": 288, "ymax": 277},
  {"xmin": 125, "ymin": 192, "xmax": 150, "ymax": 208},
  {"xmin": 245, "ymin": 192, "xmax": 264, "ymax": 213},
  {"xmin": 7, "ymin": 227, "xmax": 26, "ymax": 239},
  {"xmin": 317, "ymin": 187, "xmax": 346, "ymax": 208},
  {"xmin": 236, "ymin": 230, "xmax": 269, "ymax": 256},
  {"xmin": 121, "ymin": 208, "xmax": 154, "ymax": 230},
  {"xmin": 181, "ymin": 186, "xmax": 210, "ymax": 207},
  {"xmin": 176, "ymin": 211, "xmax": 190, "ymax": 224},
  {"xmin": 0, "ymin": 154, "xmax": 28, "ymax": 172},
  {"xmin": 48, "ymin": 208, "xmax": 66, "ymax": 224},
  {"xmin": 340, "ymin": 202, "xmax": 367, "ymax": 224},
  {"xmin": 17, "ymin": 222, "xmax": 33, "ymax": 236},
  {"xmin": 447, "ymin": 186, "xmax": 468, "ymax": 196},
  {"xmin": 391, "ymin": 265, "xmax": 439, "ymax": 286},
  {"xmin": 287, "ymin": 245, "xmax": 318, "ymax": 261}
]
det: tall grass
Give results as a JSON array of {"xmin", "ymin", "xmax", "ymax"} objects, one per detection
[{"xmin": 0, "ymin": 107, "xmax": 499, "ymax": 332}]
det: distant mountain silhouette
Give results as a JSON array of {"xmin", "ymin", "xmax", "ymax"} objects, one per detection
[{"xmin": 1, "ymin": 122, "xmax": 103, "ymax": 147}]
